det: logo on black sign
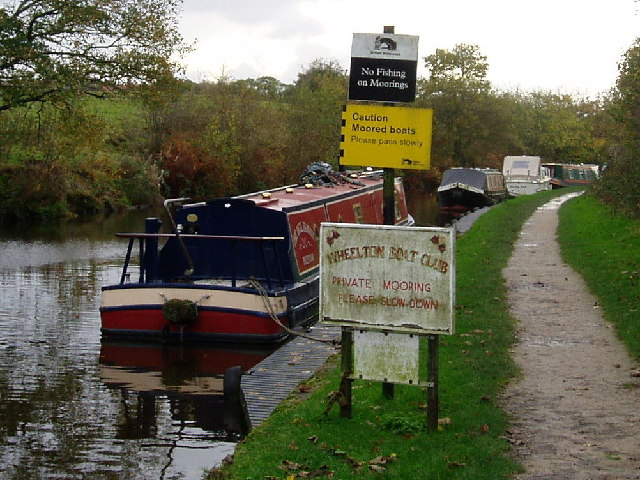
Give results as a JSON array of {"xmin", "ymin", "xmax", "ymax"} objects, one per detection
[{"xmin": 374, "ymin": 36, "xmax": 397, "ymax": 52}]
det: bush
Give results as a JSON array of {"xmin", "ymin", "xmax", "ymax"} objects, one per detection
[{"xmin": 591, "ymin": 146, "xmax": 640, "ymax": 218}]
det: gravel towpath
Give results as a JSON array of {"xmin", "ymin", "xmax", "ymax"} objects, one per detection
[{"xmin": 501, "ymin": 193, "xmax": 640, "ymax": 480}]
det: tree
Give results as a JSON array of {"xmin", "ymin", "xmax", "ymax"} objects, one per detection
[
  {"xmin": 423, "ymin": 43, "xmax": 489, "ymax": 94},
  {"xmin": 591, "ymin": 38, "xmax": 640, "ymax": 217},
  {"xmin": 285, "ymin": 59, "xmax": 348, "ymax": 171},
  {"xmin": 0, "ymin": 0, "xmax": 188, "ymax": 111},
  {"xmin": 418, "ymin": 44, "xmax": 516, "ymax": 168},
  {"xmin": 513, "ymin": 92, "xmax": 600, "ymax": 164},
  {"xmin": 611, "ymin": 38, "xmax": 640, "ymax": 137}
]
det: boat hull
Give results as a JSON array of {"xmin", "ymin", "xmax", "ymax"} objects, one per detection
[
  {"xmin": 100, "ymin": 283, "xmax": 304, "ymax": 344},
  {"xmin": 505, "ymin": 179, "xmax": 552, "ymax": 196},
  {"xmin": 437, "ymin": 184, "xmax": 497, "ymax": 210}
]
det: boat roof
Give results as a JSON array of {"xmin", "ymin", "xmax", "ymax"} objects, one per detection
[
  {"xmin": 183, "ymin": 170, "xmax": 385, "ymax": 213},
  {"xmin": 440, "ymin": 168, "xmax": 502, "ymax": 189},
  {"xmin": 442, "ymin": 167, "xmax": 502, "ymax": 174}
]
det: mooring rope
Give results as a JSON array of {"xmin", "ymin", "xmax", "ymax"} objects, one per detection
[{"xmin": 248, "ymin": 278, "xmax": 338, "ymax": 346}]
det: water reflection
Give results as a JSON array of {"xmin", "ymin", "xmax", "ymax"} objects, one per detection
[
  {"xmin": 406, "ymin": 190, "xmax": 476, "ymax": 227},
  {"xmin": 100, "ymin": 343, "xmax": 271, "ymax": 439},
  {"xmin": 0, "ymin": 208, "xmax": 274, "ymax": 480},
  {"xmin": 99, "ymin": 343, "xmax": 272, "ymax": 479}
]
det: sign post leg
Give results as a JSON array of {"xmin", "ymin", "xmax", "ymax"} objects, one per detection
[
  {"xmin": 382, "ymin": 167, "xmax": 396, "ymax": 399},
  {"xmin": 427, "ymin": 334, "xmax": 439, "ymax": 431},
  {"xmin": 340, "ymin": 327, "xmax": 353, "ymax": 418}
]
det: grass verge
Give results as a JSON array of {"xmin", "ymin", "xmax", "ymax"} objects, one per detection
[
  {"xmin": 557, "ymin": 193, "xmax": 640, "ymax": 361},
  {"xmin": 208, "ymin": 188, "xmax": 571, "ymax": 480}
]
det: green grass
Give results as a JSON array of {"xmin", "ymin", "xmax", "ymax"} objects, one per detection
[
  {"xmin": 557, "ymin": 193, "xmax": 640, "ymax": 361},
  {"xmin": 82, "ymin": 94, "xmax": 144, "ymax": 125},
  {"xmin": 206, "ymin": 188, "xmax": 579, "ymax": 480}
]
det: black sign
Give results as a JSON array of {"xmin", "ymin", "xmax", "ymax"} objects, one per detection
[{"xmin": 348, "ymin": 57, "xmax": 417, "ymax": 103}]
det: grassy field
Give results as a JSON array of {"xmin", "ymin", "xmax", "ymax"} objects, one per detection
[
  {"xmin": 557, "ymin": 193, "xmax": 640, "ymax": 361},
  {"xmin": 207, "ymin": 188, "xmax": 630, "ymax": 480}
]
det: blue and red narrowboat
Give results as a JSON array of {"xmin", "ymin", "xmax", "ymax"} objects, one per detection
[{"xmin": 100, "ymin": 165, "xmax": 413, "ymax": 344}]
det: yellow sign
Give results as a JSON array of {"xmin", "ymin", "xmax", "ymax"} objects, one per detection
[{"xmin": 340, "ymin": 104, "xmax": 432, "ymax": 170}]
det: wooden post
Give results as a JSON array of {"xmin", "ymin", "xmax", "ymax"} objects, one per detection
[
  {"xmin": 340, "ymin": 327, "xmax": 353, "ymax": 418},
  {"xmin": 382, "ymin": 170, "xmax": 396, "ymax": 402},
  {"xmin": 381, "ymin": 24, "xmax": 397, "ymax": 400},
  {"xmin": 426, "ymin": 335, "xmax": 440, "ymax": 431}
]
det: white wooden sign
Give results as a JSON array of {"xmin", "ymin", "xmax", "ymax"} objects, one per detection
[
  {"xmin": 320, "ymin": 223, "xmax": 455, "ymax": 335},
  {"xmin": 353, "ymin": 330, "xmax": 426, "ymax": 386}
]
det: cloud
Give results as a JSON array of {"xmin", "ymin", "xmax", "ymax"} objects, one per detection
[{"xmin": 179, "ymin": 0, "xmax": 639, "ymax": 96}]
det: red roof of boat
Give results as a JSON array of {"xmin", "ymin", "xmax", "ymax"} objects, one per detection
[{"xmin": 235, "ymin": 172, "xmax": 385, "ymax": 212}]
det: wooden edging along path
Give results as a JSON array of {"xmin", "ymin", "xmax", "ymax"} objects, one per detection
[{"xmin": 241, "ymin": 324, "xmax": 340, "ymax": 427}]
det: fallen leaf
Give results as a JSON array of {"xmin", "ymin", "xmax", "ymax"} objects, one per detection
[
  {"xmin": 369, "ymin": 454, "xmax": 398, "ymax": 465},
  {"xmin": 369, "ymin": 464, "xmax": 386, "ymax": 472},
  {"xmin": 480, "ymin": 424, "xmax": 490, "ymax": 434},
  {"xmin": 438, "ymin": 417, "xmax": 452, "ymax": 425},
  {"xmin": 281, "ymin": 459, "xmax": 303, "ymax": 471},
  {"xmin": 448, "ymin": 461, "xmax": 466, "ymax": 468},
  {"xmin": 308, "ymin": 435, "xmax": 318, "ymax": 444},
  {"xmin": 307, "ymin": 465, "xmax": 335, "ymax": 478}
]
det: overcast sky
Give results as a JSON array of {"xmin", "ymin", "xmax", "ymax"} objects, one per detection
[{"xmin": 180, "ymin": 0, "xmax": 638, "ymax": 97}]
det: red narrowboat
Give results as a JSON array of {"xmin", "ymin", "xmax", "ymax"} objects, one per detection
[{"xmin": 100, "ymin": 165, "xmax": 413, "ymax": 344}]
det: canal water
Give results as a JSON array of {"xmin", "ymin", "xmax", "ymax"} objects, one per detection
[{"xmin": 0, "ymin": 193, "xmax": 440, "ymax": 480}]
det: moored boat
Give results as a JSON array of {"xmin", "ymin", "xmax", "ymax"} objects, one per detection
[
  {"xmin": 503, "ymin": 155, "xmax": 552, "ymax": 196},
  {"xmin": 100, "ymin": 164, "xmax": 413, "ymax": 344},
  {"xmin": 436, "ymin": 167, "xmax": 507, "ymax": 211},
  {"xmin": 543, "ymin": 163, "xmax": 599, "ymax": 188}
]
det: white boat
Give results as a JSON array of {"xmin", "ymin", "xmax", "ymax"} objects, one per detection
[{"xmin": 502, "ymin": 156, "xmax": 552, "ymax": 196}]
